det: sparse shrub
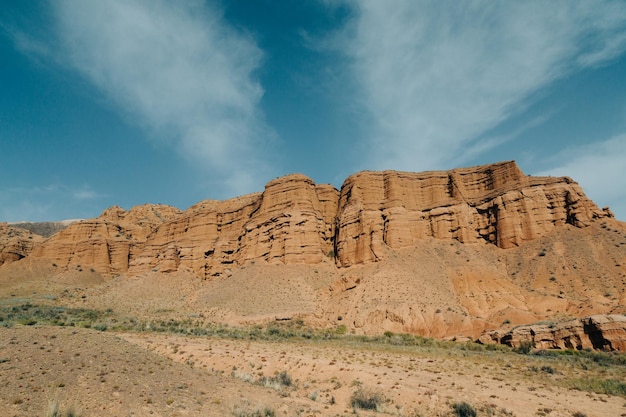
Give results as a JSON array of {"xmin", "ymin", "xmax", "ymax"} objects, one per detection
[
  {"xmin": 452, "ymin": 401, "xmax": 477, "ymax": 417},
  {"xmin": 46, "ymin": 398, "xmax": 80, "ymax": 417},
  {"xmin": 541, "ymin": 365, "xmax": 555, "ymax": 374},
  {"xmin": 232, "ymin": 406, "xmax": 275, "ymax": 417},
  {"xmin": 568, "ymin": 378, "xmax": 626, "ymax": 397},
  {"xmin": 514, "ymin": 339, "xmax": 534, "ymax": 354},
  {"xmin": 258, "ymin": 370, "xmax": 293, "ymax": 391},
  {"xmin": 572, "ymin": 413, "xmax": 587, "ymax": 417},
  {"xmin": 350, "ymin": 387, "xmax": 385, "ymax": 411},
  {"xmin": 92, "ymin": 324, "xmax": 107, "ymax": 332},
  {"xmin": 277, "ymin": 370, "xmax": 292, "ymax": 387}
]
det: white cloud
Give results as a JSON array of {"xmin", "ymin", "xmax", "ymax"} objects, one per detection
[
  {"xmin": 0, "ymin": 184, "xmax": 104, "ymax": 222},
  {"xmin": 331, "ymin": 1, "xmax": 626, "ymax": 171},
  {"xmin": 41, "ymin": 0, "xmax": 273, "ymax": 196},
  {"xmin": 537, "ymin": 134, "xmax": 626, "ymax": 221}
]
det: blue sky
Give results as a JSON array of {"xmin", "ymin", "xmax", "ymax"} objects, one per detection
[{"xmin": 1, "ymin": 0, "xmax": 626, "ymax": 222}]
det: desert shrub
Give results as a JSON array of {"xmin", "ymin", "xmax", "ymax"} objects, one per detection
[
  {"xmin": 452, "ymin": 401, "xmax": 477, "ymax": 417},
  {"xmin": 350, "ymin": 387, "xmax": 385, "ymax": 411},
  {"xmin": 567, "ymin": 378, "xmax": 626, "ymax": 397},
  {"xmin": 258, "ymin": 371, "xmax": 293, "ymax": 391},
  {"xmin": 46, "ymin": 398, "xmax": 79, "ymax": 417},
  {"xmin": 92, "ymin": 324, "xmax": 108, "ymax": 332},
  {"xmin": 232, "ymin": 407, "xmax": 275, "ymax": 417},
  {"xmin": 277, "ymin": 370, "xmax": 292, "ymax": 387},
  {"xmin": 513, "ymin": 339, "xmax": 534, "ymax": 354}
]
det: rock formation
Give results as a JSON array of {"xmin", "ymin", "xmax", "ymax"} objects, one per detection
[
  {"xmin": 30, "ymin": 204, "xmax": 180, "ymax": 274},
  {"xmin": 129, "ymin": 174, "xmax": 339, "ymax": 277},
  {"xmin": 5, "ymin": 161, "xmax": 613, "ymax": 277},
  {"xmin": 2, "ymin": 161, "xmax": 624, "ymax": 349},
  {"xmin": 334, "ymin": 161, "xmax": 611, "ymax": 266},
  {"xmin": 479, "ymin": 315, "xmax": 626, "ymax": 351},
  {"xmin": 0, "ymin": 223, "xmax": 44, "ymax": 266}
]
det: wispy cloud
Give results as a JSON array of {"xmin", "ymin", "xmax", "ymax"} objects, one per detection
[
  {"xmin": 14, "ymin": 0, "xmax": 274, "ymax": 196},
  {"xmin": 537, "ymin": 134, "xmax": 626, "ymax": 221},
  {"xmin": 331, "ymin": 1, "xmax": 626, "ymax": 171},
  {"xmin": 0, "ymin": 184, "xmax": 105, "ymax": 222}
]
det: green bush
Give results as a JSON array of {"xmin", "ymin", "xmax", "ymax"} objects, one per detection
[{"xmin": 452, "ymin": 401, "xmax": 477, "ymax": 417}]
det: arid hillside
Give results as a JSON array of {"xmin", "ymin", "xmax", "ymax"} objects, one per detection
[{"xmin": 1, "ymin": 161, "xmax": 625, "ymax": 345}]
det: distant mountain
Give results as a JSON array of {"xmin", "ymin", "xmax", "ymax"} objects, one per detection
[{"xmin": 9, "ymin": 219, "xmax": 80, "ymax": 238}]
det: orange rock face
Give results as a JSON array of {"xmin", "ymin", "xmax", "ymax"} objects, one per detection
[
  {"xmin": 130, "ymin": 174, "xmax": 339, "ymax": 277},
  {"xmin": 15, "ymin": 161, "xmax": 612, "ymax": 276},
  {"xmin": 334, "ymin": 161, "xmax": 610, "ymax": 266},
  {"xmin": 0, "ymin": 223, "xmax": 44, "ymax": 266},
  {"xmin": 2, "ymin": 161, "xmax": 624, "ymax": 348},
  {"xmin": 30, "ymin": 205, "xmax": 181, "ymax": 274},
  {"xmin": 480, "ymin": 315, "xmax": 626, "ymax": 351}
]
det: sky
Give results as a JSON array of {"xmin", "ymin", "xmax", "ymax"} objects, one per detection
[{"xmin": 1, "ymin": 0, "xmax": 626, "ymax": 222}]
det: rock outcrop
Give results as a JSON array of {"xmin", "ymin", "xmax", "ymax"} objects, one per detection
[
  {"xmin": 479, "ymin": 315, "xmax": 626, "ymax": 351},
  {"xmin": 334, "ymin": 161, "xmax": 611, "ymax": 266},
  {"xmin": 1, "ymin": 161, "xmax": 624, "ymax": 348},
  {"xmin": 30, "ymin": 205, "xmax": 181, "ymax": 274},
  {"xmin": 130, "ymin": 174, "xmax": 339, "ymax": 277},
  {"xmin": 0, "ymin": 223, "xmax": 44, "ymax": 266},
  {"xmin": 9, "ymin": 161, "xmax": 613, "ymax": 276}
]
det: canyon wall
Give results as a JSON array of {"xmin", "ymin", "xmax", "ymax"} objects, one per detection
[
  {"xmin": 334, "ymin": 161, "xmax": 610, "ymax": 266},
  {"xmin": 0, "ymin": 223, "xmax": 44, "ymax": 266},
  {"xmin": 14, "ymin": 161, "xmax": 612, "ymax": 276}
]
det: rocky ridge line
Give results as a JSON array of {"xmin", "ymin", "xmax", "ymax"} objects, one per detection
[{"xmin": 15, "ymin": 161, "xmax": 613, "ymax": 277}]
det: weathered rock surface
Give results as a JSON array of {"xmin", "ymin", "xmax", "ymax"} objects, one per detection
[
  {"xmin": 0, "ymin": 223, "xmax": 44, "ymax": 266},
  {"xmin": 3, "ymin": 161, "xmax": 613, "ymax": 276},
  {"xmin": 334, "ymin": 161, "xmax": 611, "ymax": 266},
  {"xmin": 130, "ymin": 174, "xmax": 339, "ymax": 277},
  {"xmin": 2, "ymin": 161, "xmax": 624, "ymax": 348},
  {"xmin": 30, "ymin": 205, "xmax": 181, "ymax": 274},
  {"xmin": 479, "ymin": 315, "xmax": 626, "ymax": 351}
]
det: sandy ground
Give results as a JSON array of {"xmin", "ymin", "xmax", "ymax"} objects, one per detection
[
  {"xmin": 0, "ymin": 326, "xmax": 310, "ymax": 417},
  {"xmin": 1, "ymin": 324, "xmax": 626, "ymax": 417},
  {"xmin": 123, "ymin": 332, "xmax": 626, "ymax": 417}
]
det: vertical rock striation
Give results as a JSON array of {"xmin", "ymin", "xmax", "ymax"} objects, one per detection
[
  {"xmin": 129, "ymin": 174, "xmax": 339, "ymax": 277},
  {"xmin": 10, "ymin": 161, "xmax": 612, "ymax": 275},
  {"xmin": 334, "ymin": 161, "xmax": 611, "ymax": 266},
  {"xmin": 0, "ymin": 223, "xmax": 44, "ymax": 266},
  {"xmin": 30, "ymin": 205, "xmax": 181, "ymax": 274}
]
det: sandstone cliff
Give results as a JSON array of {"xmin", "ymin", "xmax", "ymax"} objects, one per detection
[
  {"xmin": 129, "ymin": 174, "xmax": 339, "ymax": 277},
  {"xmin": 30, "ymin": 204, "xmax": 181, "ymax": 274},
  {"xmin": 8, "ymin": 161, "xmax": 612, "ymax": 276},
  {"xmin": 334, "ymin": 161, "xmax": 611, "ymax": 266},
  {"xmin": 2, "ymin": 161, "xmax": 623, "ymax": 347},
  {"xmin": 0, "ymin": 223, "xmax": 44, "ymax": 266}
]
